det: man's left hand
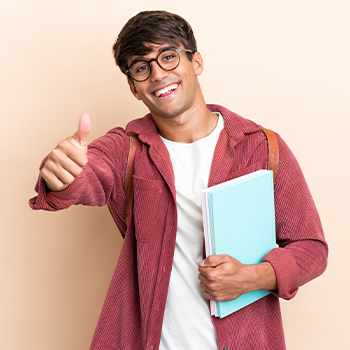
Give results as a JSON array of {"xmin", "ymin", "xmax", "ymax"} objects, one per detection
[{"xmin": 198, "ymin": 254, "xmax": 277, "ymax": 302}]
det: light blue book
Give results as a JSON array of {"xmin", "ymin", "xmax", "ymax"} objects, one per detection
[{"xmin": 201, "ymin": 170, "xmax": 276, "ymax": 318}]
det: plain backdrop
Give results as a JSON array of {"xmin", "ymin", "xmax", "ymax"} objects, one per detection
[{"xmin": 1, "ymin": 1, "xmax": 349, "ymax": 349}]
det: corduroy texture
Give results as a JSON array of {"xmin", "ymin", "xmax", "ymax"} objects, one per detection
[{"xmin": 29, "ymin": 105, "xmax": 328, "ymax": 350}]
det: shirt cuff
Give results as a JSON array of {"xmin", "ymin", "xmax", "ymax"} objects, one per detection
[
  {"xmin": 29, "ymin": 171, "xmax": 86, "ymax": 211},
  {"xmin": 262, "ymin": 247, "xmax": 299, "ymax": 300}
]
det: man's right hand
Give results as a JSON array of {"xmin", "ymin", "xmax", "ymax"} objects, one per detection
[{"xmin": 40, "ymin": 114, "xmax": 91, "ymax": 191}]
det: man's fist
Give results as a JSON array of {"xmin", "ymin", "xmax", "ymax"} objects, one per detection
[
  {"xmin": 40, "ymin": 114, "xmax": 91, "ymax": 191},
  {"xmin": 198, "ymin": 254, "xmax": 277, "ymax": 302}
]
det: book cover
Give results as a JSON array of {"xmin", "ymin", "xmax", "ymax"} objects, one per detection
[{"xmin": 201, "ymin": 170, "xmax": 276, "ymax": 318}]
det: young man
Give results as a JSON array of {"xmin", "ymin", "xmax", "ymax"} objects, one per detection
[{"xmin": 30, "ymin": 11, "xmax": 328, "ymax": 350}]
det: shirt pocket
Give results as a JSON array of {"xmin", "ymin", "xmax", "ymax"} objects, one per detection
[
  {"xmin": 133, "ymin": 176, "xmax": 166, "ymax": 243},
  {"xmin": 227, "ymin": 162, "xmax": 265, "ymax": 181}
]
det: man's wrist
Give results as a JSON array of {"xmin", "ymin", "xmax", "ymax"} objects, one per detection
[{"xmin": 246, "ymin": 262, "xmax": 277, "ymax": 292}]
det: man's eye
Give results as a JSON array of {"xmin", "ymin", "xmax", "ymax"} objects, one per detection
[
  {"xmin": 136, "ymin": 65, "xmax": 149, "ymax": 73},
  {"xmin": 163, "ymin": 55, "xmax": 175, "ymax": 61}
]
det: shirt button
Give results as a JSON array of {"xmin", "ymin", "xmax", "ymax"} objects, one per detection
[
  {"xmin": 224, "ymin": 346, "xmax": 229, "ymax": 350},
  {"xmin": 163, "ymin": 264, "xmax": 167, "ymax": 272}
]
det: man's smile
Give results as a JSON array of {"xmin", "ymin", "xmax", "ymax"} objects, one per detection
[{"xmin": 152, "ymin": 83, "xmax": 179, "ymax": 98}]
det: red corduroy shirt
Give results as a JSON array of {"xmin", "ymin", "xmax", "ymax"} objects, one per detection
[{"xmin": 30, "ymin": 104, "xmax": 328, "ymax": 350}]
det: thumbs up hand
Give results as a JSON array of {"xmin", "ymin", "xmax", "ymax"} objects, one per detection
[{"xmin": 40, "ymin": 114, "xmax": 91, "ymax": 191}]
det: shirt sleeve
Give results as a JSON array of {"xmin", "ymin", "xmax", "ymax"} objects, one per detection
[
  {"xmin": 262, "ymin": 133, "xmax": 328, "ymax": 300},
  {"xmin": 29, "ymin": 127, "xmax": 129, "ymax": 212}
]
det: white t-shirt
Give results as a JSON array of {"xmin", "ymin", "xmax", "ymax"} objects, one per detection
[{"xmin": 159, "ymin": 113, "xmax": 224, "ymax": 350}]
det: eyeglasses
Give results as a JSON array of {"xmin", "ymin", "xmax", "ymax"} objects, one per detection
[{"xmin": 125, "ymin": 48, "xmax": 195, "ymax": 82}]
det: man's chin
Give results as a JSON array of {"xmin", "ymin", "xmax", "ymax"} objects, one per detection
[{"xmin": 149, "ymin": 103, "xmax": 185, "ymax": 120}]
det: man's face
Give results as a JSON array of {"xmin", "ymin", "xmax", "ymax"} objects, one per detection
[{"xmin": 127, "ymin": 43, "xmax": 203, "ymax": 120}]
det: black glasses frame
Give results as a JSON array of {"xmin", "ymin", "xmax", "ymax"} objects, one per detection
[{"xmin": 125, "ymin": 48, "xmax": 195, "ymax": 82}]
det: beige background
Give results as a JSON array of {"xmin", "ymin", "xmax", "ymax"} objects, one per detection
[{"xmin": 1, "ymin": 0, "xmax": 349, "ymax": 349}]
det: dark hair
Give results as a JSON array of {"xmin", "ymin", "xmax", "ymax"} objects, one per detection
[{"xmin": 113, "ymin": 11, "xmax": 197, "ymax": 79}]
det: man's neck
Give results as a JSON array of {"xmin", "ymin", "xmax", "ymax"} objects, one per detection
[{"xmin": 153, "ymin": 102, "xmax": 219, "ymax": 143}]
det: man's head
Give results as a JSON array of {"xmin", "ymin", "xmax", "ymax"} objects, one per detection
[
  {"xmin": 113, "ymin": 11, "xmax": 197, "ymax": 80},
  {"xmin": 113, "ymin": 11, "xmax": 205, "ymax": 122}
]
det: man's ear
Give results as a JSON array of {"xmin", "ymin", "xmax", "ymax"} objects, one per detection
[
  {"xmin": 192, "ymin": 51, "xmax": 204, "ymax": 76},
  {"xmin": 128, "ymin": 80, "xmax": 141, "ymax": 100}
]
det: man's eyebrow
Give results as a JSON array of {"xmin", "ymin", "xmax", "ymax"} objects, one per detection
[
  {"xmin": 128, "ymin": 57, "xmax": 145, "ymax": 68},
  {"xmin": 128, "ymin": 46, "xmax": 177, "ymax": 68},
  {"xmin": 158, "ymin": 45, "xmax": 177, "ymax": 53}
]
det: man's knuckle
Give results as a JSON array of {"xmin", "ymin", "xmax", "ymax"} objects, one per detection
[
  {"xmin": 207, "ymin": 282, "xmax": 215, "ymax": 290},
  {"xmin": 206, "ymin": 272, "xmax": 213, "ymax": 281},
  {"xmin": 57, "ymin": 139, "xmax": 67, "ymax": 148},
  {"xmin": 51, "ymin": 149, "xmax": 65, "ymax": 162},
  {"xmin": 207, "ymin": 270, "xmax": 217, "ymax": 281},
  {"xmin": 50, "ymin": 148, "xmax": 59, "ymax": 159}
]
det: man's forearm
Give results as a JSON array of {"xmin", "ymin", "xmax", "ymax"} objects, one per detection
[{"xmin": 245, "ymin": 261, "xmax": 277, "ymax": 293}]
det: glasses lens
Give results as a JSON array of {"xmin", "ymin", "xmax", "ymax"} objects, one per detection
[
  {"xmin": 158, "ymin": 50, "xmax": 180, "ymax": 70},
  {"xmin": 129, "ymin": 61, "xmax": 150, "ymax": 81}
]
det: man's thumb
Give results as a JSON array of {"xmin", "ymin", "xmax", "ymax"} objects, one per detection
[
  {"xmin": 74, "ymin": 114, "xmax": 91, "ymax": 146},
  {"xmin": 200, "ymin": 255, "xmax": 223, "ymax": 268}
]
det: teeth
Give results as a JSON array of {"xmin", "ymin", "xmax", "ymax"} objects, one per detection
[{"xmin": 155, "ymin": 84, "xmax": 178, "ymax": 97}]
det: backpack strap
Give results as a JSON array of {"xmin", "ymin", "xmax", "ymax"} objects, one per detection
[
  {"xmin": 124, "ymin": 127, "xmax": 279, "ymax": 227},
  {"xmin": 259, "ymin": 125, "xmax": 279, "ymax": 186},
  {"xmin": 124, "ymin": 133, "xmax": 140, "ymax": 228}
]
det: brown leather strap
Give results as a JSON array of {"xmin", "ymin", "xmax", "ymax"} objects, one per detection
[
  {"xmin": 125, "ymin": 133, "xmax": 139, "ymax": 227},
  {"xmin": 259, "ymin": 126, "xmax": 279, "ymax": 186},
  {"xmin": 124, "ymin": 127, "xmax": 278, "ymax": 227}
]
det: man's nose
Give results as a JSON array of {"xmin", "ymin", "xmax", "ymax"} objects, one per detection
[{"xmin": 149, "ymin": 61, "xmax": 168, "ymax": 82}]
